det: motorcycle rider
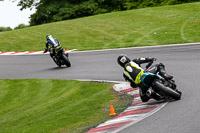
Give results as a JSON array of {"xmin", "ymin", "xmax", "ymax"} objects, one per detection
[
  {"xmin": 44, "ymin": 34, "xmax": 64, "ymax": 66},
  {"xmin": 43, "ymin": 34, "xmax": 71, "ymax": 67},
  {"xmin": 117, "ymin": 54, "xmax": 173, "ymax": 102},
  {"xmin": 43, "ymin": 34, "xmax": 61, "ymax": 57}
]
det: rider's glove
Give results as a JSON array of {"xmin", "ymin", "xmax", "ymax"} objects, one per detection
[
  {"xmin": 152, "ymin": 58, "xmax": 157, "ymax": 61},
  {"xmin": 148, "ymin": 57, "xmax": 156, "ymax": 62},
  {"xmin": 43, "ymin": 48, "xmax": 48, "ymax": 53}
]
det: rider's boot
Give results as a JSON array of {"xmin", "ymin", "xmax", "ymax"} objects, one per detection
[
  {"xmin": 176, "ymin": 90, "xmax": 182, "ymax": 95},
  {"xmin": 158, "ymin": 64, "xmax": 173, "ymax": 80},
  {"xmin": 160, "ymin": 72, "xmax": 173, "ymax": 80}
]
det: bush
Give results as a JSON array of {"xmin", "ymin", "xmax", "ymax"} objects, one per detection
[
  {"xmin": 0, "ymin": 27, "xmax": 12, "ymax": 32},
  {"xmin": 14, "ymin": 24, "xmax": 28, "ymax": 30}
]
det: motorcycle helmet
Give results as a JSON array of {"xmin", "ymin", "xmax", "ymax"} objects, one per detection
[
  {"xmin": 117, "ymin": 54, "xmax": 131, "ymax": 67},
  {"xmin": 46, "ymin": 34, "xmax": 52, "ymax": 39},
  {"xmin": 46, "ymin": 34, "xmax": 58, "ymax": 46}
]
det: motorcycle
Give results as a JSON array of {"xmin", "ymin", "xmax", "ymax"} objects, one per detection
[
  {"xmin": 46, "ymin": 43, "xmax": 71, "ymax": 67},
  {"xmin": 44, "ymin": 35, "xmax": 71, "ymax": 67},
  {"xmin": 140, "ymin": 67, "xmax": 181, "ymax": 101},
  {"xmin": 51, "ymin": 47, "xmax": 71, "ymax": 67}
]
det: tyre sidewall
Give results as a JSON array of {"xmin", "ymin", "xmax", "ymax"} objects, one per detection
[{"xmin": 152, "ymin": 79, "xmax": 181, "ymax": 100}]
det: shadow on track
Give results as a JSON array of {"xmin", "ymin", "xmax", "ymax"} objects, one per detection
[{"xmin": 46, "ymin": 67, "xmax": 70, "ymax": 70}]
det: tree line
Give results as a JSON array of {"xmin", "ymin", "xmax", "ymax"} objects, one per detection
[
  {"xmin": 29, "ymin": 0, "xmax": 200, "ymax": 26},
  {"xmin": 1, "ymin": 0, "xmax": 199, "ymax": 27}
]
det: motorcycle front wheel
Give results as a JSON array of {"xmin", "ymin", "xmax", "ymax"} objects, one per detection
[
  {"xmin": 152, "ymin": 79, "xmax": 181, "ymax": 100},
  {"xmin": 62, "ymin": 54, "xmax": 71, "ymax": 67}
]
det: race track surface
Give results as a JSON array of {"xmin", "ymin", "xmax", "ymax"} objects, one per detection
[{"xmin": 0, "ymin": 44, "xmax": 200, "ymax": 133}]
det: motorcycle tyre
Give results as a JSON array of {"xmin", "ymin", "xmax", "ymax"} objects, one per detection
[
  {"xmin": 153, "ymin": 80, "xmax": 181, "ymax": 100},
  {"xmin": 139, "ymin": 89, "xmax": 150, "ymax": 102},
  {"xmin": 52, "ymin": 57, "xmax": 61, "ymax": 67},
  {"xmin": 62, "ymin": 54, "xmax": 71, "ymax": 67}
]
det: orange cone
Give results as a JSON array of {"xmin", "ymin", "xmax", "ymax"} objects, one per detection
[{"xmin": 109, "ymin": 105, "xmax": 117, "ymax": 116}]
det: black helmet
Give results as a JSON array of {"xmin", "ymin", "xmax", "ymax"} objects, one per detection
[{"xmin": 117, "ymin": 54, "xmax": 130, "ymax": 67}]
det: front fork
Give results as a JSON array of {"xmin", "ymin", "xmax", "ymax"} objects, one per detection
[
  {"xmin": 146, "ymin": 88, "xmax": 162, "ymax": 100},
  {"xmin": 163, "ymin": 79, "xmax": 177, "ymax": 90}
]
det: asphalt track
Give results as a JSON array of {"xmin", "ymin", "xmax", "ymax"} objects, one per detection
[{"xmin": 0, "ymin": 43, "xmax": 200, "ymax": 133}]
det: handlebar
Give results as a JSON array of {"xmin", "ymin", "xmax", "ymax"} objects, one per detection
[{"xmin": 146, "ymin": 62, "xmax": 153, "ymax": 69}]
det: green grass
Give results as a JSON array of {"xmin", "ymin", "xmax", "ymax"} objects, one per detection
[
  {"xmin": 0, "ymin": 2, "xmax": 199, "ymax": 52},
  {"xmin": 0, "ymin": 79, "xmax": 129, "ymax": 133}
]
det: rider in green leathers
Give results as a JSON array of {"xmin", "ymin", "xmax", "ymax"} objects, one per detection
[{"xmin": 117, "ymin": 54, "xmax": 173, "ymax": 102}]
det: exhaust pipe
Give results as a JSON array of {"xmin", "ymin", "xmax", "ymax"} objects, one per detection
[{"xmin": 146, "ymin": 89, "xmax": 153, "ymax": 97}]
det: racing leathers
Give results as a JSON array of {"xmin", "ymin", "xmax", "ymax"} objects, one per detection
[
  {"xmin": 123, "ymin": 57, "xmax": 173, "ymax": 102},
  {"xmin": 44, "ymin": 38, "xmax": 61, "ymax": 58}
]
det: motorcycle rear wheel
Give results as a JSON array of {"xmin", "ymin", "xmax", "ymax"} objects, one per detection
[{"xmin": 153, "ymin": 79, "xmax": 181, "ymax": 100}]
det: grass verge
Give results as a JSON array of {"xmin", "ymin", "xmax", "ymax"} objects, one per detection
[
  {"xmin": 0, "ymin": 2, "xmax": 199, "ymax": 52},
  {"xmin": 0, "ymin": 79, "xmax": 132, "ymax": 133}
]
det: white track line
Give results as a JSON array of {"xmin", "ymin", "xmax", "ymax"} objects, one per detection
[
  {"xmin": 0, "ymin": 42, "xmax": 199, "ymax": 55},
  {"xmin": 0, "ymin": 49, "xmax": 77, "ymax": 55}
]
